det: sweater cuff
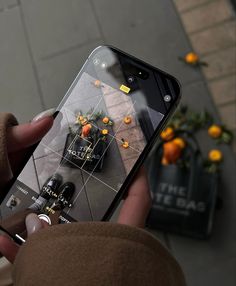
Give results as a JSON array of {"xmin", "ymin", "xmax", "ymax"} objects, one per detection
[{"xmin": 0, "ymin": 113, "xmax": 18, "ymax": 188}]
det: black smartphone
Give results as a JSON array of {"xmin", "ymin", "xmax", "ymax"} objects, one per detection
[{"xmin": 0, "ymin": 46, "xmax": 181, "ymax": 243}]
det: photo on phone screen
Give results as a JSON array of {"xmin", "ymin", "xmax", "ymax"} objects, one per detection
[{"xmin": 0, "ymin": 46, "xmax": 180, "ymax": 241}]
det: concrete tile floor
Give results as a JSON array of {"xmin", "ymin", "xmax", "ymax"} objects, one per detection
[{"xmin": 0, "ymin": 0, "xmax": 235, "ymax": 285}]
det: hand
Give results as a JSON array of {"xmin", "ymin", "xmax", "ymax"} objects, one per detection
[
  {"xmin": 0, "ymin": 110, "xmax": 151, "ymax": 262},
  {"xmin": 0, "ymin": 112, "xmax": 54, "ymax": 262},
  {"xmin": 0, "ymin": 167, "xmax": 151, "ymax": 263}
]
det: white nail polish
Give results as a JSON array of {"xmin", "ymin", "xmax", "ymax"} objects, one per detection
[
  {"xmin": 32, "ymin": 108, "xmax": 55, "ymax": 122},
  {"xmin": 25, "ymin": 213, "xmax": 43, "ymax": 235}
]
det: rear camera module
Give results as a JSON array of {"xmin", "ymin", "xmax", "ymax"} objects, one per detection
[
  {"xmin": 164, "ymin": 95, "xmax": 172, "ymax": 102},
  {"xmin": 127, "ymin": 76, "xmax": 135, "ymax": 83}
]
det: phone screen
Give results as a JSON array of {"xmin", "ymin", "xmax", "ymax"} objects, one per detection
[{"xmin": 0, "ymin": 46, "xmax": 180, "ymax": 240}]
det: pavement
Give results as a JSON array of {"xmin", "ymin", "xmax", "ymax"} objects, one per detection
[
  {"xmin": 0, "ymin": 0, "xmax": 235, "ymax": 285},
  {"xmin": 174, "ymin": 0, "xmax": 236, "ymax": 152}
]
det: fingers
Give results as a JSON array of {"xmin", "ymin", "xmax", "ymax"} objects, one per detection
[
  {"xmin": 0, "ymin": 235, "xmax": 19, "ymax": 264},
  {"xmin": 0, "ymin": 213, "xmax": 48, "ymax": 264},
  {"xmin": 117, "ymin": 167, "xmax": 151, "ymax": 228},
  {"xmin": 7, "ymin": 116, "xmax": 54, "ymax": 153}
]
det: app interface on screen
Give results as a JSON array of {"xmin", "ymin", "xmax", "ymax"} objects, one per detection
[{"xmin": 0, "ymin": 52, "xmax": 169, "ymax": 239}]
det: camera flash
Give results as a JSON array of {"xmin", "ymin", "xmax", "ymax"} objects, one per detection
[{"xmin": 120, "ymin": 84, "xmax": 130, "ymax": 94}]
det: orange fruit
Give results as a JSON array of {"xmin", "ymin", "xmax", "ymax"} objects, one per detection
[
  {"xmin": 160, "ymin": 127, "xmax": 175, "ymax": 141},
  {"xmin": 208, "ymin": 125, "xmax": 222, "ymax": 138},
  {"xmin": 102, "ymin": 117, "xmax": 109, "ymax": 124},
  {"xmin": 121, "ymin": 141, "xmax": 129, "ymax": 148},
  {"xmin": 163, "ymin": 141, "xmax": 182, "ymax": 163},
  {"xmin": 94, "ymin": 80, "xmax": 101, "ymax": 87},
  {"xmin": 161, "ymin": 157, "xmax": 169, "ymax": 165},
  {"xmin": 82, "ymin": 124, "xmax": 92, "ymax": 137},
  {"xmin": 208, "ymin": 149, "xmax": 223, "ymax": 162},
  {"xmin": 173, "ymin": 137, "xmax": 186, "ymax": 149},
  {"xmin": 124, "ymin": 116, "xmax": 132, "ymax": 124},
  {"xmin": 185, "ymin": 52, "xmax": 199, "ymax": 64},
  {"xmin": 81, "ymin": 118, "xmax": 88, "ymax": 125}
]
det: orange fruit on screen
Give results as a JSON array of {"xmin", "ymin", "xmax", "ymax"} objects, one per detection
[
  {"xmin": 122, "ymin": 142, "xmax": 129, "ymax": 148},
  {"xmin": 102, "ymin": 117, "xmax": 109, "ymax": 124},
  {"xmin": 124, "ymin": 116, "xmax": 132, "ymax": 124},
  {"xmin": 82, "ymin": 124, "xmax": 92, "ymax": 137},
  {"xmin": 81, "ymin": 118, "xmax": 88, "ymax": 125},
  {"xmin": 101, "ymin": 129, "xmax": 109, "ymax": 135},
  {"xmin": 94, "ymin": 80, "xmax": 101, "ymax": 87},
  {"xmin": 208, "ymin": 125, "xmax": 222, "ymax": 138},
  {"xmin": 121, "ymin": 139, "xmax": 129, "ymax": 149}
]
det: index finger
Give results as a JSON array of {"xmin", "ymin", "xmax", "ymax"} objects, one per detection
[
  {"xmin": 7, "ymin": 116, "xmax": 53, "ymax": 153},
  {"xmin": 117, "ymin": 167, "xmax": 151, "ymax": 228}
]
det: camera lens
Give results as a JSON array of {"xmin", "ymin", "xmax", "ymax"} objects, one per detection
[
  {"xmin": 101, "ymin": 62, "xmax": 107, "ymax": 69},
  {"xmin": 164, "ymin": 95, "xmax": 172, "ymax": 102},
  {"xmin": 127, "ymin": 76, "xmax": 135, "ymax": 83},
  {"xmin": 136, "ymin": 69, "xmax": 149, "ymax": 80}
]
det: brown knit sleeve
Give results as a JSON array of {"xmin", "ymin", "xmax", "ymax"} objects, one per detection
[
  {"xmin": 0, "ymin": 113, "xmax": 18, "ymax": 188},
  {"xmin": 13, "ymin": 222, "xmax": 186, "ymax": 286}
]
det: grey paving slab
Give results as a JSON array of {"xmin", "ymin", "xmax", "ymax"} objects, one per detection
[
  {"xmin": 190, "ymin": 20, "xmax": 236, "ymax": 55},
  {"xmin": 92, "ymin": 0, "xmax": 202, "ymax": 85},
  {"xmin": 171, "ymin": 239, "xmax": 236, "ymax": 286},
  {"xmin": 36, "ymin": 40, "xmax": 103, "ymax": 109},
  {"xmin": 109, "ymin": 200, "xmax": 123, "ymax": 222},
  {"xmin": 181, "ymin": 0, "xmax": 234, "ymax": 33},
  {"xmin": 209, "ymin": 75, "xmax": 236, "ymax": 106},
  {"xmin": 83, "ymin": 175, "xmax": 117, "ymax": 220},
  {"xmin": 0, "ymin": 0, "xmax": 17, "ymax": 10},
  {"xmin": 0, "ymin": 7, "xmax": 43, "ymax": 122},
  {"xmin": 174, "ymin": 0, "xmax": 210, "ymax": 13},
  {"xmin": 218, "ymin": 103, "xmax": 236, "ymax": 130},
  {"xmin": 18, "ymin": 157, "xmax": 39, "ymax": 193},
  {"xmin": 21, "ymin": 0, "xmax": 101, "ymax": 59},
  {"xmin": 192, "ymin": 257, "xmax": 236, "ymax": 286},
  {"xmin": 202, "ymin": 46, "xmax": 236, "ymax": 80}
]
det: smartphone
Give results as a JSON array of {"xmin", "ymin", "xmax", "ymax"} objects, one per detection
[{"xmin": 0, "ymin": 46, "xmax": 181, "ymax": 243}]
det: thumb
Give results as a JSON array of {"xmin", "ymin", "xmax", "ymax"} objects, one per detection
[
  {"xmin": 25, "ymin": 213, "xmax": 47, "ymax": 235},
  {"xmin": 0, "ymin": 214, "xmax": 47, "ymax": 264}
]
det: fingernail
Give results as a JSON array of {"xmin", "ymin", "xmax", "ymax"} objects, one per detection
[
  {"xmin": 32, "ymin": 108, "xmax": 55, "ymax": 122},
  {"xmin": 25, "ymin": 213, "xmax": 43, "ymax": 235}
]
